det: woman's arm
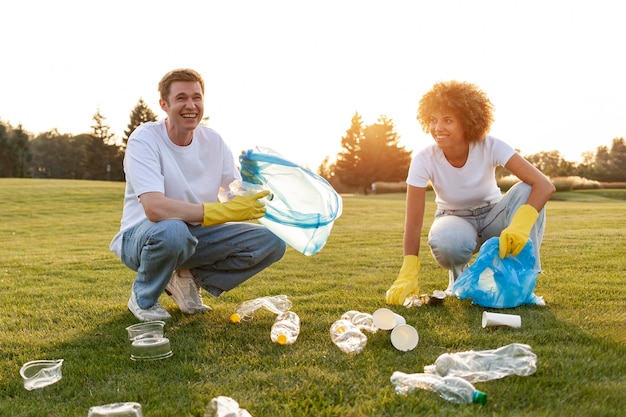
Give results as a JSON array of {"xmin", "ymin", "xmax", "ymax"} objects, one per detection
[
  {"xmin": 403, "ymin": 185, "xmax": 427, "ymax": 256},
  {"xmin": 505, "ymin": 153, "xmax": 556, "ymax": 211}
]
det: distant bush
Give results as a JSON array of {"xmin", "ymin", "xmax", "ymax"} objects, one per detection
[
  {"xmin": 371, "ymin": 181, "xmax": 407, "ymax": 194},
  {"xmin": 551, "ymin": 176, "xmax": 602, "ymax": 191},
  {"xmin": 600, "ymin": 182, "xmax": 626, "ymax": 189},
  {"xmin": 497, "ymin": 175, "xmax": 521, "ymax": 192}
]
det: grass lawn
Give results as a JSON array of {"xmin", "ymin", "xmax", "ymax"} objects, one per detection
[{"xmin": 0, "ymin": 178, "xmax": 624, "ymax": 417}]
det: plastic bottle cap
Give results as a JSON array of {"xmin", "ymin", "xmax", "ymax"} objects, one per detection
[
  {"xmin": 277, "ymin": 334, "xmax": 287, "ymax": 345},
  {"xmin": 472, "ymin": 390, "xmax": 487, "ymax": 405},
  {"xmin": 230, "ymin": 313, "xmax": 241, "ymax": 323}
]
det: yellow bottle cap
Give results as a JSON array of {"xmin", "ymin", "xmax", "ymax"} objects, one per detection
[
  {"xmin": 277, "ymin": 334, "xmax": 288, "ymax": 345},
  {"xmin": 230, "ymin": 313, "xmax": 241, "ymax": 323}
]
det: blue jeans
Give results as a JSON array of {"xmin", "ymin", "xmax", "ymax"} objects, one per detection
[
  {"xmin": 428, "ymin": 182, "xmax": 546, "ymax": 279},
  {"xmin": 121, "ymin": 220, "xmax": 286, "ymax": 309}
]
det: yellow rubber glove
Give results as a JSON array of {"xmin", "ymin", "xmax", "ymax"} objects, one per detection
[
  {"xmin": 202, "ymin": 191, "xmax": 269, "ymax": 227},
  {"xmin": 499, "ymin": 204, "xmax": 539, "ymax": 258},
  {"xmin": 385, "ymin": 255, "xmax": 420, "ymax": 305}
]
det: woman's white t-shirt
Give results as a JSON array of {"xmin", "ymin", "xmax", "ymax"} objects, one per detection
[
  {"xmin": 109, "ymin": 120, "xmax": 240, "ymax": 258},
  {"xmin": 406, "ymin": 136, "xmax": 516, "ymax": 210}
]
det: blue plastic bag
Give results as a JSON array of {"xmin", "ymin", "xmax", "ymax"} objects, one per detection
[
  {"xmin": 452, "ymin": 237, "xmax": 543, "ymax": 308},
  {"xmin": 237, "ymin": 147, "xmax": 342, "ymax": 256}
]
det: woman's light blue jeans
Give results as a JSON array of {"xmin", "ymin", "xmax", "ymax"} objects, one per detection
[
  {"xmin": 428, "ymin": 182, "xmax": 546, "ymax": 288},
  {"xmin": 121, "ymin": 220, "xmax": 286, "ymax": 309}
]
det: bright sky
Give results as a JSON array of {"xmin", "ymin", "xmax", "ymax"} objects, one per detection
[{"xmin": 2, "ymin": 0, "xmax": 625, "ymax": 169}]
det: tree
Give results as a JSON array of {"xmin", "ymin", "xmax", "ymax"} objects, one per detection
[
  {"xmin": 10, "ymin": 125, "xmax": 32, "ymax": 177},
  {"xmin": 524, "ymin": 150, "xmax": 573, "ymax": 178},
  {"xmin": 606, "ymin": 137, "xmax": 626, "ymax": 182},
  {"xmin": 123, "ymin": 98, "xmax": 158, "ymax": 147},
  {"xmin": 83, "ymin": 109, "xmax": 117, "ymax": 180},
  {"xmin": 333, "ymin": 113, "xmax": 363, "ymax": 190},
  {"xmin": 334, "ymin": 113, "xmax": 412, "ymax": 193},
  {"xmin": 30, "ymin": 130, "xmax": 83, "ymax": 178},
  {"xmin": 0, "ymin": 121, "xmax": 32, "ymax": 177}
]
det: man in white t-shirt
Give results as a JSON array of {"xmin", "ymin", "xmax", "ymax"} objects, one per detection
[{"xmin": 110, "ymin": 68, "xmax": 286, "ymax": 321}]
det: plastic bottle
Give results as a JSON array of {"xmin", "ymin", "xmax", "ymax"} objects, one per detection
[
  {"xmin": 423, "ymin": 343, "xmax": 537, "ymax": 383},
  {"xmin": 204, "ymin": 396, "xmax": 252, "ymax": 417},
  {"xmin": 230, "ymin": 295, "xmax": 292, "ymax": 323},
  {"xmin": 229, "ymin": 179, "xmax": 273, "ymax": 201},
  {"xmin": 340, "ymin": 310, "xmax": 378, "ymax": 333},
  {"xmin": 390, "ymin": 372, "xmax": 487, "ymax": 405},
  {"xmin": 330, "ymin": 319, "xmax": 368, "ymax": 354},
  {"xmin": 270, "ymin": 311, "xmax": 300, "ymax": 345}
]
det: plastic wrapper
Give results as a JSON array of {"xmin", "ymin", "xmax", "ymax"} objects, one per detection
[
  {"xmin": 423, "ymin": 343, "xmax": 537, "ymax": 383},
  {"xmin": 452, "ymin": 237, "xmax": 544, "ymax": 308},
  {"xmin": 237, "ymin": 147, "xmax": 342, "ymax": 256}
]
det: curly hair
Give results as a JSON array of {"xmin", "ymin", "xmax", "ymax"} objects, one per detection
[
  {"xmin": 158, "ymin": 68, "xmax": 205, "ymax": 103},
  {"xmin": 417, "ymin": 81, "xmax": 494, "ymax": 143}
]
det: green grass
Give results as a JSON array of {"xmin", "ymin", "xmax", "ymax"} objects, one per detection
[{"xmin": 1, "ymin": 179, "xmax": 624, "ymax": 417}]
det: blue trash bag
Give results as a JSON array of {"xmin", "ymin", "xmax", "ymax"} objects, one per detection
[
  {"xmin": 452, "ymin": 237, "xmax": 543, "ymax": 308},
  {"xmin": 237, "ymin": 147, "xmax": 343, "ymax": 256}
]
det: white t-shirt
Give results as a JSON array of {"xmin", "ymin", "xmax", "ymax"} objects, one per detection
[
  {"xmin": 406, "ymin": 136, "xmax": 516, "ymax": 210},
  {"xmin": 109, "ymin": 120, "xmax": 241, "ymax": 258}
]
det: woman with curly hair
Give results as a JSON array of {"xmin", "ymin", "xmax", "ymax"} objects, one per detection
[{"xmin": 385, "ymin": 80, "xmax": 555, "ymax": 305}]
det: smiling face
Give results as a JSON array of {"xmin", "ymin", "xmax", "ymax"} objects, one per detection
[
  {"xmin": 159, "ymin": 80, "xmax": 204, "ymax": 144},
  {"xmin": 429, "ymin": 109, "xmax": 466, "ymax": 150}
]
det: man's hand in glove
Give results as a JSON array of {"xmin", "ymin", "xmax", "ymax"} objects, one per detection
[
  {"xmin": 385, "ymin": 255, "xmax": 420, "ymax": 305},
  {"xmin": 499, "ymin": 204, "xmax": 539, "ymax": 258},
  {"xmin": 202, "ymin": 190, "xmax": 269, "ymax": 227}
]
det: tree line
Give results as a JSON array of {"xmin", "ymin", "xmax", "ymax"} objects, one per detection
[
  {"xmin": 1, "ymin": 104, "xmax": 625, "ymax": 189},
  {"xmin": 0, "ymin": 98, "xmax": 157, "ymax": 181}
]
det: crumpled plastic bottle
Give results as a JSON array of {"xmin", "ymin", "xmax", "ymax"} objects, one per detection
[
  {"xmin": 204, "ymin": 396, "xmax": 252, "ymax": 417},
  {"xmin": 230, "ymin": 295, "xmax": 292, "ymax": 323},
  {"xmin": 229, "ymin": 179, "xmax": 274, "ymax": 201},
  {"xmin": 390, "ymin": 372, "xmax": 487, "ymax": 405},
  {"xmin": 423, "ymin": 343, "xmax": 537, "ymax": 383},
  {"xmin": 340, "ymin": 310, "xmax": 378, "ymax": 333},
  {"xmin": 270, "ymin": 311, "xmax": 301, "ymax": 345},
  {"xmin": 330, "ymin": 319, "xmax": 368, "ymax": 354}
]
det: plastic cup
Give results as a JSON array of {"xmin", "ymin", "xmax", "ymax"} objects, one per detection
[
  {"xmin": 88, "ymin": 402, "xmax": 143, "ymax": 416},
  {"xmin": 130, "ymin": 337, "xmax": 173, "ymax": 361},
  {"xmin": 482, "ymin": 311, "xmax": 522, "ymax": 328},
  {"xmin": 390, "ymin": 324, "xmax": 419, "ymax": 351},
  {"xmin": 125, "ymin": 320, "xmax": 165, "ymax": 341},
  {"xmin": 19, "ymin": 359, "xmax": 64, "ymax": 390},
  {"xmin": 372, "ymin": 308, "xmax": 406, "ymax": 330}
]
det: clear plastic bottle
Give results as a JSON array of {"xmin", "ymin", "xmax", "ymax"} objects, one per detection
[
  {"xmin": 390, "ymin": 372, "xmax": 487, "ymax": 405},
  {"xmin": 340, "ymin": 310, "xmax": 377, "ymax": 333},
  {"xmin": 230, "ymin": 295, "xmax": 292, "ymax": 323},
  {"xmin": 270, "ymin": 311, "xmax": 300, "ymax": 345},
  {"xmin": 330, "ymin": 319, "xmax": 368, "ymax": 354},
  {"xmin": 229, "ymin": 179, "xmax": 273, "ymax": 201},
  {"xmin": 423, "ymin": 343, "xmax": 537, "ymax": 383},
  {"xmin": 204, "ymin": 396, "xmax": 252, "ymax": 417}
]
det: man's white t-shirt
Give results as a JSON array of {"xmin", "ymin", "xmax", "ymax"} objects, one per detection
[
  {"xmin": 109, "ymin": 120, "xmax": 240, "ymax": 258},
  {"xmin": 406, "ymin": 136, "xmax": 516, "ymax": 210}
]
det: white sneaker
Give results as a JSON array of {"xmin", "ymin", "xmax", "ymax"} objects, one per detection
[
  {"xmin": 127, "ymin": 290, "xmax": 171, "ymax": 321},
  {"xmin": 165, "ymin": 270, "xmax": 212, "ymax": 314}
]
